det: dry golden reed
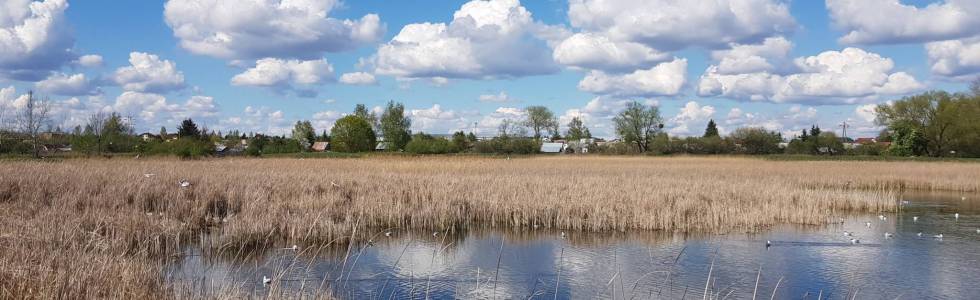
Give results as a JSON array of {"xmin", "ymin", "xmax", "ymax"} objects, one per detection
[{"xmin": 1, "ymin": 156, "xmax": 978, "ymax": 298}]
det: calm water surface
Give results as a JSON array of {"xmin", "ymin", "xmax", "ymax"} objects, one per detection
[{"xmin": 168, "ymin": 192, "xmax": 980, "ymax": 299}]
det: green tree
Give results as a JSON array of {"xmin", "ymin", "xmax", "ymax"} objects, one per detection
[
  {"xmin": 380, "ymin": 101, "xmax": 411, "ymax": 151},
  {"xmin": 703, "ymin": 119, "xmax": 719, "ymax": 138},
  {"xmin": 450, "ymin": 131, "xmax": 470, "ymax": 152},
  {"xmin": 330, "ymin": 115, "xmax": 376, "ymax": 152},
  {"xmin": 613, "ymin": 101, "xmax": 663, "ymax": 152},
  {"xmin": 524, "ymin": 106, "xmax": 557, "ymax": 140},
  {"xmin": 565, "ymin": 117, "xmax": 592, "ymax": 141},
  {"xmin": 353, "ymin": 104, "xmax": 378, "ymax": 129},
  {"xmin": 159, "ymin": 126, "xmax": 167, "ymax": 139},
  {"xmin": 875, "ymin": 91, "xmax": 969, "ymax": 157},
  {"xmin": 291, "ymin": 120, "xmax": 316, "ymax": 150},
  {"xmin": 177, "ymin": 119, "xmax": 202, "ymax": 139},
  {"xmin": 730, "ymin": 127, "xmax": 782, "ymax": 155}
]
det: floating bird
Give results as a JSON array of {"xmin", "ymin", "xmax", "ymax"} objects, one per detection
[
  {"xmin": 283, "ymin": 245, "xmax": 298, "ymax": 251},
  {"xmin": 884, "ymin": 232, "xmax": 893, "ymax": 238},
  {"xmin": 901, "ymin": 200, "xmax": 910, "ymax": 205},
  {"xmin": 262, "ymin": 276, "xmax": 272, "ymax": 285},
  {"xmin": 865, "ymin": 222, "xmax": 872, "ymax": 227},
  {"xmin": 838, "ymin": 218, "xmax": 845, "ymax": 224},
  {"xmin": 179, "ymin": 179, "xmax": 191, "ymax": 188},
  {"xmin": 843, "ymin": 231, "xmax": 851, "ymax": 237},
  {"xmin": 934, "ymin": 234, "xmax": 944, "ymax": 239},
  {"xmin": 850, "ymin": 239, "xmax": 860, "ymax": 244},
  {"xmin": 432, "ymin": 231, "xmax": 439, "ymax": 237},
  {"xmin": 143, "ymin": 173, "xmax": 155, "ymax": 178},
  {"xmin": 533, "ymin": 224, "xmax": 540, "ymax": 229},
  {"xmin": 962, "ymin": 196, "xmax": 967, "ymax": 201},
  {"xmin": 560, "ymin": 231, "xmax": 567, "ymax": 239},
  {"xmin": 766, "ymin": 240, "xmax": 772, "ymax": 249},
  {"xmin": 917, "ymin": 232, "xmax": 923, "ymax": 237},
  {"xmin": 954, "ymin": 213, "xmax": 960, "ymax": 220},
  {"xmin": 975, "ymin": 228, "xmax": 979, "ymax": 234},
  {"xmin": 384, "ymin": 231, "xmax": 392, "ymax": 237},
  {"xmin": 878, "ymin": 215, "xmax": 885, "ymax": 220},
  {"xmin": 913, "ymin": 216, "xmax": 919, "ymax": 223}
]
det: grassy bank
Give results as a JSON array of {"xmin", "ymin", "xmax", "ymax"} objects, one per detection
[{"xmin": 2, "ymin": 156, "xmax": 979, "ymax": 298}]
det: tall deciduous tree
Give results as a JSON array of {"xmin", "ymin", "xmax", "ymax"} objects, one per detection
[
  {"xmin": 291, "ymin": 120, "xmax": 316, "ymax": 150},
  {"xmin": 330, "ymin": 115, "xmax": 376, "ymax": 152},
  {"xmin": 524, "ymin": 106, "xmax": 556, "ymax": 140},
  {"xmin": 565, "ymin": 117, "xmax": 592, "ymax": 141},
  {"xmin": 613, "ymin": 101, "xmax": 663, "ymax": 152},
  {"xmin": 18, "ymin": 91, "xmax": 51, "ymax": 158},
  {"xmin": 380, "ymin": 101, "xmax": 411, "ymax": 151},
  {"xmin": 703, "ymin": 119, "xmax": 719, "ymax": 138},
  {"xmin": 875, "ymin": 91, "xmax": 974, "ymax": 157},
  {"xmin": 353, "ymin": 104, "xmax": 379, "ymax": 129}
]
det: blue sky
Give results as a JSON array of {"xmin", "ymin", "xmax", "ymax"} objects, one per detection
[{"xmin": 0, "ymin": 0, "xmax": 977, "ymax": 138}]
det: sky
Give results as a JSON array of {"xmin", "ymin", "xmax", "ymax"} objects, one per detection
[{"xmin": 0, "ymin": 0, "xmax": 977, "ymax": 139}]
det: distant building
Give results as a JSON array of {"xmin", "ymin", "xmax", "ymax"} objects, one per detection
[
  {"xmin": 375, "ymin": 141, "xmax": 389, "ymax": 151},
  {"xmin": 540, "ymin": 142, "xmax": 565, "ymax": 153},
  {"xmin": 312, "ymin": 141, "xmax": 329, "ymax": 152}
]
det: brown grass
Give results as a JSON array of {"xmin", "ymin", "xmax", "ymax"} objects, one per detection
[{"xmin": 1, "ymin": 156, "xmax": 978, "ymax": 298}]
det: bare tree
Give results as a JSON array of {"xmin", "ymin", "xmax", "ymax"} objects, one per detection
[
  {"xmin": 17, "ymin": 91, "xmax": 51, "ymax": 158},
  {"xmin": 86, "ymin": 111, "xmax": 107, "ymax": 154}
]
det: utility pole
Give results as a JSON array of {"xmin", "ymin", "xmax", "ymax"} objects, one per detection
[{"xmin": 839, "ymin": 121, "xmax": 850, "ymax": 140}]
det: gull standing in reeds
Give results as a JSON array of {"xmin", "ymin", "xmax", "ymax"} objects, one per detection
[
  {"xmin": 262, "ymin": 276, "xmax": 272, "ymax": 285},
  {"xmin": 179, "ymin": 179, "xmax": 191, "ymax": 188},
  {"xmin": 143, "ymin": 173, "xmax": 155, "ymax": 178}
]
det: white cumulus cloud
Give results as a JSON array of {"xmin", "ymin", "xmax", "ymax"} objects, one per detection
[
  {"xmin": 163, "ymin": 0, "xmax": 384, "ymax": 60},
  {"xmin": 231, "ymin": 58, "xmax": 335, "ymax": 96},
  {"xmin": 553, "ymin": 32, "xmax": 670, "ymax": 72},
  {"xmin": 698, "ymin": 47, "xmax": 923, "ymax": 105},
  {"xmin": 926, "ymin": 37, "xmax": 980, "ymax": 81},
  {"xmin": 478, "ymin": 91, "xmax": 519, "ymax": 103},
  {"xmin": 373, "ymin": 0, "xmax": 561, "ymax": 79},
  {"xmin": 338, "ymin": 72, "xmax": 377, "ymax": 85},
  {"xmin": 827, "ymin": 0, "xmax": 980, "ymax": 45},
  {"xmin": 578, "ymin": 58, "xmax": 687, "ymax": 97},
  {"xmin": 75, "ymin": 54, "xmax": 103, "ymax": 68},
  {"xmin": 0, "ymin": 0, "xmax": 75, "ymax": 81},
  {"xmin": 566, "ymin": 0, "xmax": 796, "ymax": 51},
  {"xmin": 113, "ymin": 52, "xmax": 186, "ymax": 93},
  {"xmin": 667, "ymin": 101, "xmax": 716, "ymax": 136},
  {"xmin": 35, "ymin": 72, "xmax": 101, "ymax": 96}
]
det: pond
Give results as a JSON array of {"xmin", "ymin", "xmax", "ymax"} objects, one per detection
[{"xmin": 167, "ymin": 192, "xmax": 980, "ymax": 299}]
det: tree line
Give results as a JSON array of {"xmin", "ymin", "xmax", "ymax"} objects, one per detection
[{"xmin": 2, "ymin": 80, "xmax": 979, "ymax": 158}]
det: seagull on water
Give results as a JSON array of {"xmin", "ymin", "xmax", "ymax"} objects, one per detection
[
  {"xmin": 865, "ymin": 222, "xmax": 872, "ymax": 228},
  {"xmin": 262, "ymin": 276, "xmax": 272, "ymax": 285},
  {"xmin": 843, "ymin": 231, "xmax": 851, "ymax": 237},
  {"xmin": 878, "ymin": 215, "xmax": 885, "ymax": 220},
  {"xmin": 954, "ymin": 213, "xmax": 960, "ymax": 220},
  {"xmin": 283, "ymin": 245, "xmax": 298, "ymax": 251},
  {"xmin": 766, "ymin": 240, "xmax": 772, "ymax": 249},
  {"xmin": 917, "ymin": 232, "xmax": 923, "ymax": 237},
  {"xmin": 975, "ymin": 228, "xmax": 979, "ymax": 234},
  {"xmin": 384, "ymin": 231, "xmax": 392, "ymax": 237},
  {"xmin": 884, "ymin": 232, "xmax": 893, "ymax": 238},
  {"xmin": 560, "ymin": 231, "xmax": 567, "ymax": 239},
  {"xmin": 913, "ymin": 216, "xmax": 919, "ymax": 223},
  {"xmin": 934, "ymin": 234, "xmax": 944, "ymax": 239},
  {"xmin": 850, "ymin": 239, "xmax": 860, "ymax": 244}
]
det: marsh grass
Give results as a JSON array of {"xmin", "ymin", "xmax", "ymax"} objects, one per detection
[{"xmin": 2, "ymin": 156, "xmax": 979, "ymax": 298}]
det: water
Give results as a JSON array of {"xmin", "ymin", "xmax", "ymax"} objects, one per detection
[{"xmin": 168, "ymin": 192, "xmax": 980, "ymax": 299}]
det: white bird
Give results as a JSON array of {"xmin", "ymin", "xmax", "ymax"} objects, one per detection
[
  {"xmin": 384, "ymin": 231, "xmax": 392, "ymax": 237},
  {"xmin": 934, "ymin": 234, "xmax": 944, "ymax": 239},
  {"xmin": 331, "ymin": 181, "xmax": 340, "ymax": 187},
  {"xmin": 901, "ymin": 200, "xmax": 910, "ymax": 205},
  {"xmin": 882, "ymin": 216, "xmax": 888, "ymax": 221},
  {"xmin": 954, "ymin": 213, "xmax": 960, "ymax": 220},
  {"xmin": 283, "ymin": 245, "xmax": 298, "ymax": 251},
  {"xmin": 878, "ymin": 215, "xmax": 885, "ymax": 220},
  {"xmin": 560, "ymin": 231, "xmax": 566, "ymax": 239},
  {"xmin": 850, "ymin": 239, "xmax": 860, "ymax": 244},
  {"xmin": 179, "ymin": 179, "xmax": 191, "ymax": 188},
  {"xmin": 913, "ymin": 216, "xmax": 919, "ymax": 223},
  {"xmin": 432, "ymin": 231, "xmax": 439, "ymax": 237},
  {"xmin": 975, "ymin": 228, "xmax": 979, "ymax": 234},
  {"xmin": 766, "ymin": 240, "xmax": 772, "ymax": 248},
  {"xmin": 962, "ymin": 196, "xmax": 967, "ymax": 201},
  {"xmin": 917, "ymin": 232, "xmax": 923, "ymax": 237},
  {"xmin": 143, "ymin": 173, "xmax": 155, "ymax": 178},
  {"xmin": 865, "ymin": 222, "xmax": 872, "ymax": 228},
  {"xmin": 884, "ymin": 232, "xmax": 893, "ymax": 238},
  {"xmin": 843, "ymin": 231, "xmax": 851, "ymax": 237},
  {"xmin": 262, "ymin": 276, "xmax": 272, "ymax": 285}
]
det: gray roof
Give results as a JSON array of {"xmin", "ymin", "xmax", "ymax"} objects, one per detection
[{"xmin": 540, "ymin": 142, "xmax": 564, "ymax": 153}]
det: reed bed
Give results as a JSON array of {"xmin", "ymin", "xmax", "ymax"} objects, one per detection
[{"xmin": 1, "ymin": 156, "xmax": 978, "ymax": 298}]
